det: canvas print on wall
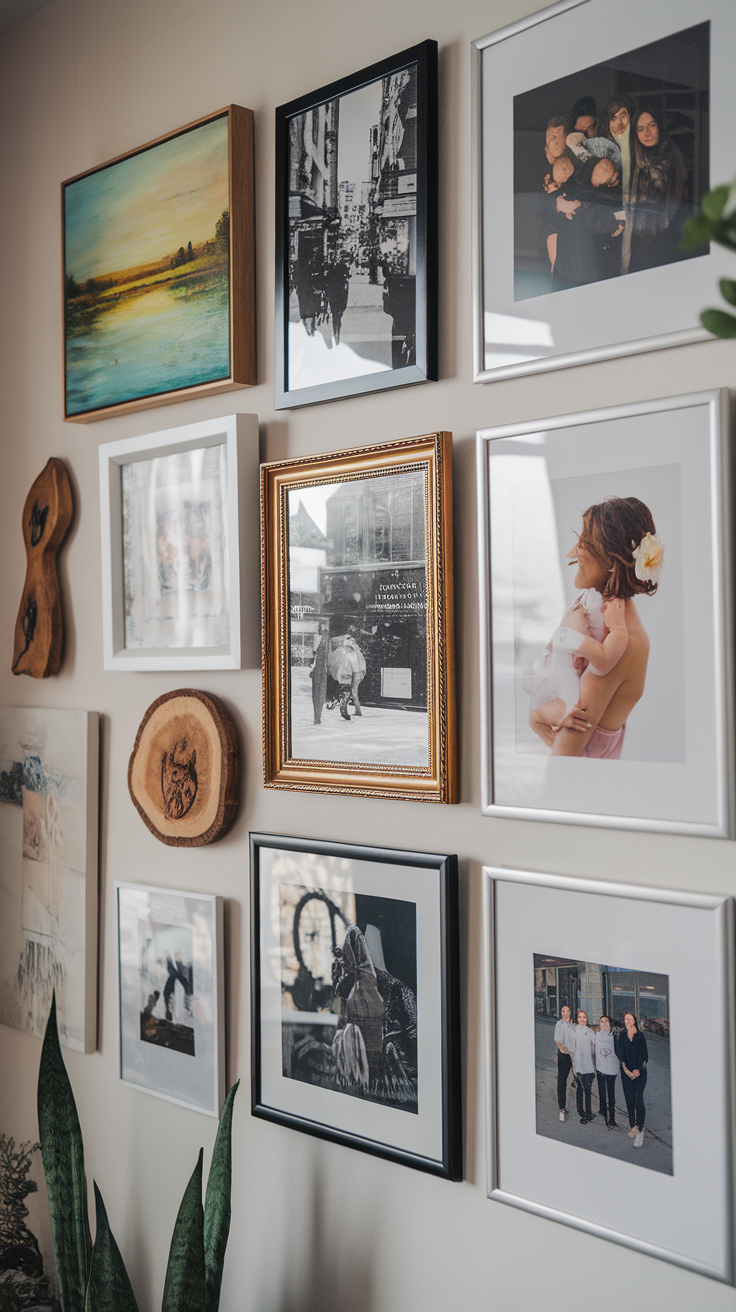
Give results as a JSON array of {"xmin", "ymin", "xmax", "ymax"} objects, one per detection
[
  {"xmin": 485, "ymin": 867, "xmax": 735, "ymax": 1280},
  {"xmin": 275, "ymin": 41, "xmax": 437, "ymax": 407},
  {"xmin": 261, "ymin": 433, "xmax": 456, "ymax": 802},
  {"xmin": 477, "ymin": 390, "xmax": 733, "ymax": 835},
  {"xmin": 251, "ymin": 834, "xmax": 461, "ymax": 1177},
  {"xmin": 63, "ymin": 106, "xmax": 255, "ymax": 422},
  {"xmin": 472, "ymin": 0, "xmax": 736, "ymax": 381},
  {"xmin": 0, "ymin": 708, "xmax": 98, "ymax": 1052},
  {"xmin": 117, "ymin": 883, "xmax": 224, "ymax": 1116}
]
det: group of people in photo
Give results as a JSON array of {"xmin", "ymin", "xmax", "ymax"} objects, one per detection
[
  {"xmin": 539, "ymin": 92, "xmax": 688, "ymax": 290},
  {"xmin": 554, "ymin": 1005, "xmax": 649, "ymax": 1149}
]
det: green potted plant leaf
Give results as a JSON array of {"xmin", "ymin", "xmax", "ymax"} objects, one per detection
[
  {"xmin": 36, "ymin": 994, "xmax": 238, "ymax": 1312},
  {"xmin": 682, "ymin": 182, "xmax": 736, "ymax": 337}
]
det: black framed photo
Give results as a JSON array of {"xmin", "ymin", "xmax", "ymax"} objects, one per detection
[
  {"xmin": 250, "ymin": 833, "xmax": 461, "ymax": 1179},
  {"xmin": 275, "ymin": 40, "xmax": 438, "ymax": 409}
]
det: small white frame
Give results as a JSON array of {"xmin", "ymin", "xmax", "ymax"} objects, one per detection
[
  {"xmin": 99, "ymin": 412, "xmax": 259, "ymax": 670},
  {"xmin": 116, "ymin": 882, "xmax": 225, "ymax": 1117}
]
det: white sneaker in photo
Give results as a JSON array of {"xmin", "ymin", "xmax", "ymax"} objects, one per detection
[
  {"xmin": 559, "ymin": 1110, "xmax": 566, "ymax": 1122},
  {"xmin": 634, "ymin": 1130, "xmax": 644, "ymax": 1148}
]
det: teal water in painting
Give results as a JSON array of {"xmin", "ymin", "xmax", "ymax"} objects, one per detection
[{"xmin": 65, "ymin": 276, "xmax": 230, "ymax": 415}]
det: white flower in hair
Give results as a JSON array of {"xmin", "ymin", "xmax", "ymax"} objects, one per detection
[{"xmin": 632, "ymin": 531, "xmax": 664, "ymax": 583}]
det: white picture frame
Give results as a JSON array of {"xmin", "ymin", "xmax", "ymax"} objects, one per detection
[
  {"xmin": 116, "ymin": 882, "xmax": 225, "ymax": 1117},
  {"xmin": 483, "ymin": 865, "xmax": 736, "ymax": 1281},
  {"xmin": 99, "ymin": 413, "xmax": 259, "ymax": 671},
  {"xmin": 477, "ymin": 389, "xmax": 734, "ymax": 836},
  {"xmin": 471, "ymin": 0, "xmax": 735, "ymax": 382}
]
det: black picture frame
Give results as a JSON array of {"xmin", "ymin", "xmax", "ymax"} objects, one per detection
[
  {"xmin": 274, "ymin": 40, "xmax": 438, "ymax": 409},
  {"xmin": 250, "ymin": 832, "xmax": 461, "ymax": 1179}
]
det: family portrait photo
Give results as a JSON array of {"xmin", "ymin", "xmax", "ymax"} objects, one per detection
[
  {"xmin": 288, "ymin": 471, "xmax": 429, "ymax": 769},
  {"xmin": 513, "ymin": 22, "xmax": 709, "ymax": 301},
  {"xmin": 278, "ymin": 879, "xmax": 418, "ymax": 1113},
  {"xmin": 534, "ymin": 954, "xmax": 672, "ymax": 1176}
]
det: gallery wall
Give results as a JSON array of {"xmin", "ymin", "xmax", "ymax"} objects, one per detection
[{"xmin": 2, "ymin": 0, "xmax": 736, "ymax": 1309}]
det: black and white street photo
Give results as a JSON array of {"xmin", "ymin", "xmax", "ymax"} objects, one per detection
[
  {"xmin": 286, "ymin": 64, "xmax": 419, "ymax": 390},
  {"xmin": 279, "ymin": 879, "xmax": 418, "ymax": 1113},
  {"xmin": 534, "ymin": 953, "xmax": 672, "ymax": 1175},
  {"xmin": 288, "ymin": 470, "xmax": 429, "ymax": 767}
]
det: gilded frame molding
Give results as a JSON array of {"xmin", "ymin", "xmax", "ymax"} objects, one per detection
[{"xmin": 261, "ymin": 432, "xmax": 456, "ymax": 802}]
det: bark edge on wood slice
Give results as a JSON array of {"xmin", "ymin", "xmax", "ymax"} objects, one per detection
[
  {"xmin": 12, "ymin": 457, "xmax": 74, "ymax": 678},
  {"xmin": 128, "ymin": 689, "xmax": 239, "ymax": 846}
]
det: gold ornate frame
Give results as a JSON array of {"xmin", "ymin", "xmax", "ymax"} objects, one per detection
[{"xmin": 261, "ymin": 433, "xmax": 456, "ymax": 802}]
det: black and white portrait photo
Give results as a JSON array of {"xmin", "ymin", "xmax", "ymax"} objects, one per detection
[
  {"xmin": 279, "ymin": 881, "xmax": 418, "ymax": 1113},
  {"xmin": 534, "ymin": 954, "xmax": 672, "ymax": 1176},
  {"xmin": 513, "ymin": 23, "xmax": 709, "ymax": 301},
  {"xmin": 288, "ymin": 470, "xmax": 429, "ymax": 768}
]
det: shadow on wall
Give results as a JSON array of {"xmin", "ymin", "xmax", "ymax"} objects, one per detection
[{"xmin": 276, "ymin": 1153, "xmax": 379, "ymax": 1312}]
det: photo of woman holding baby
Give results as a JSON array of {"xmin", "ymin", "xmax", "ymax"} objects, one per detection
[{"xmin": 528, "ymin": 497, "xmax": 664, "ymax": 760}]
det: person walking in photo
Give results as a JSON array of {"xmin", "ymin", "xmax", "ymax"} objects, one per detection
[
  {"xmin": 617, "ymin": 1011, "xmax": 649, "ymax": 1148},
  {"xmin": 554, "ymin": 1004, "xmax": 575, "ymax": 1121},
  {"xmin": 327, "ymin": 634, "xmax": 367, "ymax": 721},
  {"xmin": 570, "ymin": 1009, "xmax": 596, "ymax": 1124},
  {"xmin": 595, "ymin": 1014, "xmax": 619, "ymax": 1127}
]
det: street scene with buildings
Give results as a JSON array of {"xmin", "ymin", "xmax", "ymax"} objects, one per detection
[
  {"xmin": 286, "ymin": 65, "xmax": 418, "ymax": 389},
  {"xmin": 287, "ymin": 472, "xmax": 429, "ymax": 767},
  {"xmin": 534, "ymin": 955, "xmax": 673, "ymax": 1175}
]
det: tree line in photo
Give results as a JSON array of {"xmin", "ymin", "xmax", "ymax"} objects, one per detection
[
  {"xmin": 555, "ymin": 1006, "xmax": 650, "ymax": 1149},
  {"xmin": 538, "ymin": 93, "xmax": 696, "ymax": 290}
]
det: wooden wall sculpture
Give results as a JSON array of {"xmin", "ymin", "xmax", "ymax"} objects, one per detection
[
  {"xmin": 12, "ymin": 458, "xmax": 73, "ymax": 678},
  {"xmin": 128, "ymin": 689, "xmax": 239, "ymax": 846}
]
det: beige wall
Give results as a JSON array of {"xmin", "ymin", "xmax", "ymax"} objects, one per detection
[{"xmin": 2, "ymin": 1, "xmax": 736, "ymax": 1309}]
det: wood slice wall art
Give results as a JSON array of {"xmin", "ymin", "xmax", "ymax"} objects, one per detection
[
  {"xmin": 128, "ymin": 689, "xmax": 239, "ymax": 846},
  {"xmin": 12, "ymin": 458, "xmax": 73, "ymax": 678}
]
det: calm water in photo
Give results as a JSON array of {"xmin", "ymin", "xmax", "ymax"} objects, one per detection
[{"xmin": 65, "ymin": 278, "xmax": 230, "ymax": 415}]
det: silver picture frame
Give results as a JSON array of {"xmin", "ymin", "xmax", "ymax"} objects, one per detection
[
  {"xmin": 471, "ymin": 0, "xmax": 735, "ymax": 383},
  {"xmin": 477, "ymin": 389, "xmax": 734, "ymax": 836},
  {"xmin": 116, "ymin": 882, "xmax": 225, "ymax": 1117},
  {"xmin": 484, "ymin": 865, "xmax": 736, "ymax": 1280}
]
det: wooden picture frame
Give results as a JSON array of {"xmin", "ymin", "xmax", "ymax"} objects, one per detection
[
  {"xmin": 261, "ymin": 432, "xmax": 456, "ymax": 802},
  {"xmin": 251, "ymin": 832, "xmax": 462, "ymax": 1179},
  {"xmin": 62, "ymin": 105, "xmax": 255, "ymax": 423},
  {"xmin": 275, "ymin": 41, "xmax": 438, "ymax": 409},
  {"xmin": 98, "ymin": 413, "xmax": 259, "ymax": 671}
]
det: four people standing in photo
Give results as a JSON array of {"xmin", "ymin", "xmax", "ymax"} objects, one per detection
[{"xmin": 553, "ymin": 1005, "xmax": 648, "ymax": 1149}]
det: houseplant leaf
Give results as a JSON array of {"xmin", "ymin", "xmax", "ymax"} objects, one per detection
[
  {"xmin": 37, "ymin": 992, "xmax": 91, "ymax": 1312},
  {"xmin": 161, "ymin": 1149, "xmax": 206, "ymax": 1312},
  {"xmin": 701, "ymin": 308, "xmax": 736, "ymax": 338},
  {"xmin": 84, "ymin": 1183, "xmax": 139, "ymax": 1312},
  {"xmin": 203, "ymin": 1082, "xmax": 239, "ymax": 1312},
  {"xmin": 719, "ymin": 278, "xmax": 736, "ymax": 307}
]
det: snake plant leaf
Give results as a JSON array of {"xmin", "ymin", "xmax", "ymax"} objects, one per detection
[
  {"xmin": 85, "ymin": 1183, "xmax": 139, "ymax": 1312},
  {"xmin": 719, "ymin": 279, "xmax": 736, "ymax": 308},
  {"xmin": 37, "ymin": 992, "xmax": 91, "ymax": 1312},
  {"xmin": 203, "ymin": 1081, "xmax": 239, "ymax": 1312},
  {"xmin": 161, "ymin": 1148, "xmax": 206, "ymax": 1312},
  {"xmin": 701, "ymin": 308, "xmax": 736, "ymax": 338}
]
